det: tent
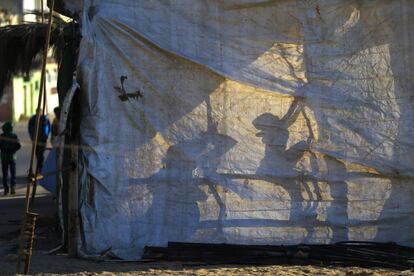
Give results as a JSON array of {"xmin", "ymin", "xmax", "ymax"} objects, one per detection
[{"xmin": 51, "ymin": 0, "xmax": 414, "ymax": 260}]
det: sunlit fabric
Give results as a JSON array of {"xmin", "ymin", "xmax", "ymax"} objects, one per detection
[{"xmin": 71, "ymin": 0, "xmax": 414, "ymax": 259}]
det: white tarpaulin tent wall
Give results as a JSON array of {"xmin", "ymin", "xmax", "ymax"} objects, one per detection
[{"xmin": 66, "ymin": 0, "xmax": 414, "ymax": 259}]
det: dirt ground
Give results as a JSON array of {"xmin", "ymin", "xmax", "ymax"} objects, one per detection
[
  {"xmin": 7, "ymin": 257, "xmax": 414, "ymax": 276},
  {"xmin": 0, "ymin": 123, "xmax": 413, "ymax": 275}
]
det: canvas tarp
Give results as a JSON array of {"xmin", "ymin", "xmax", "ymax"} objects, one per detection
[{"xmin": 72, "ymin": 0, "xmax": 414, "ymax": 259}]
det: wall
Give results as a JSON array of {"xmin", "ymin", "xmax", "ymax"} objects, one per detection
[{"xmin": 12, "ymin": 68, "xmax": 58, "ymax": 122}]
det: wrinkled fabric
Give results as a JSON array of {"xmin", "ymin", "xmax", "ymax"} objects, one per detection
[{"xmin": 74, "ymin": 0, "xmax": 414, "ymax": 259}]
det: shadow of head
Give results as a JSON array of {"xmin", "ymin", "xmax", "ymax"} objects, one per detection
[
  {"xmin": 253, "ymin": 113, "xmax": 289, "ymax": 147},
  {"xmin": 162, "ymin": 130, "xmax": 237, "ymax": 170}
]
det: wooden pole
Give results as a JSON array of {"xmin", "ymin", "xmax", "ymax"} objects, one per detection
[
  {"xmin": 56, "ymin": 78, "xmax": 79, "ymax": 253},
  {"xmin": 16, "ymin": 0, "xmax": 55, "ymax": 274},
  {"xmin": 67, "ymin": 141, "xmax": 79, "ymax": 257}
]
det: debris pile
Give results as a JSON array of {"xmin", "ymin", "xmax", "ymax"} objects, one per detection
[{"xmin": 143, "ymin": 242, "xmax": 414, "ymax": 270}]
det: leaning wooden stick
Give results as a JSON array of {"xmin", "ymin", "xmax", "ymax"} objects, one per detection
[{"xmin": 16, "ymin": 0, "xmax": 55, "ymax": 274}]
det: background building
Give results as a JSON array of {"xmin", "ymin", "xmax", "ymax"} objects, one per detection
[{"xmin": 0, "ymin": 0, "xmax": 58, "ymax": 122}]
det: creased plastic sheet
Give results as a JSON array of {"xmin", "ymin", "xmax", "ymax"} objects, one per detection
[{"xmin": 75, "ymin": 0, "xmax": 414, "ymax": 259}]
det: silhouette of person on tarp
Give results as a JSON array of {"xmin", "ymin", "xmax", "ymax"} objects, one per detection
[
  {"xmin": 133, "ymin": 124, "xmax": 237, "ymax": 244},
  {"xmin": 253, "ymin": 98, "xmax": 315, "ymax": 221}
]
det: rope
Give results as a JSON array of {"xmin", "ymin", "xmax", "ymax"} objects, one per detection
[{"xmin": 17, "ymin": 1, "xmax": 55, "ymax": 274}]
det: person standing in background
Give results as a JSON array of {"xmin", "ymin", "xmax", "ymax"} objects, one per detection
[
  {"xmin": 28, "ymin": 109, "xmax": 51, "ymax": 174},
  {"xmin": 0, "ymin": 122, "xmax": 21, "ymax": 196}
]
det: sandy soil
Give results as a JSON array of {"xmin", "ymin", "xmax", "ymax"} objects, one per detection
[{"xmin": 1, "ymin": 252, "xmax": 413, "ymax": 276}]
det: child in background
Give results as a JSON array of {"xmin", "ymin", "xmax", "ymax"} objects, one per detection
[{"xmin": 0, "ymin": 122, "xmax": 21, "ymax": 195}]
